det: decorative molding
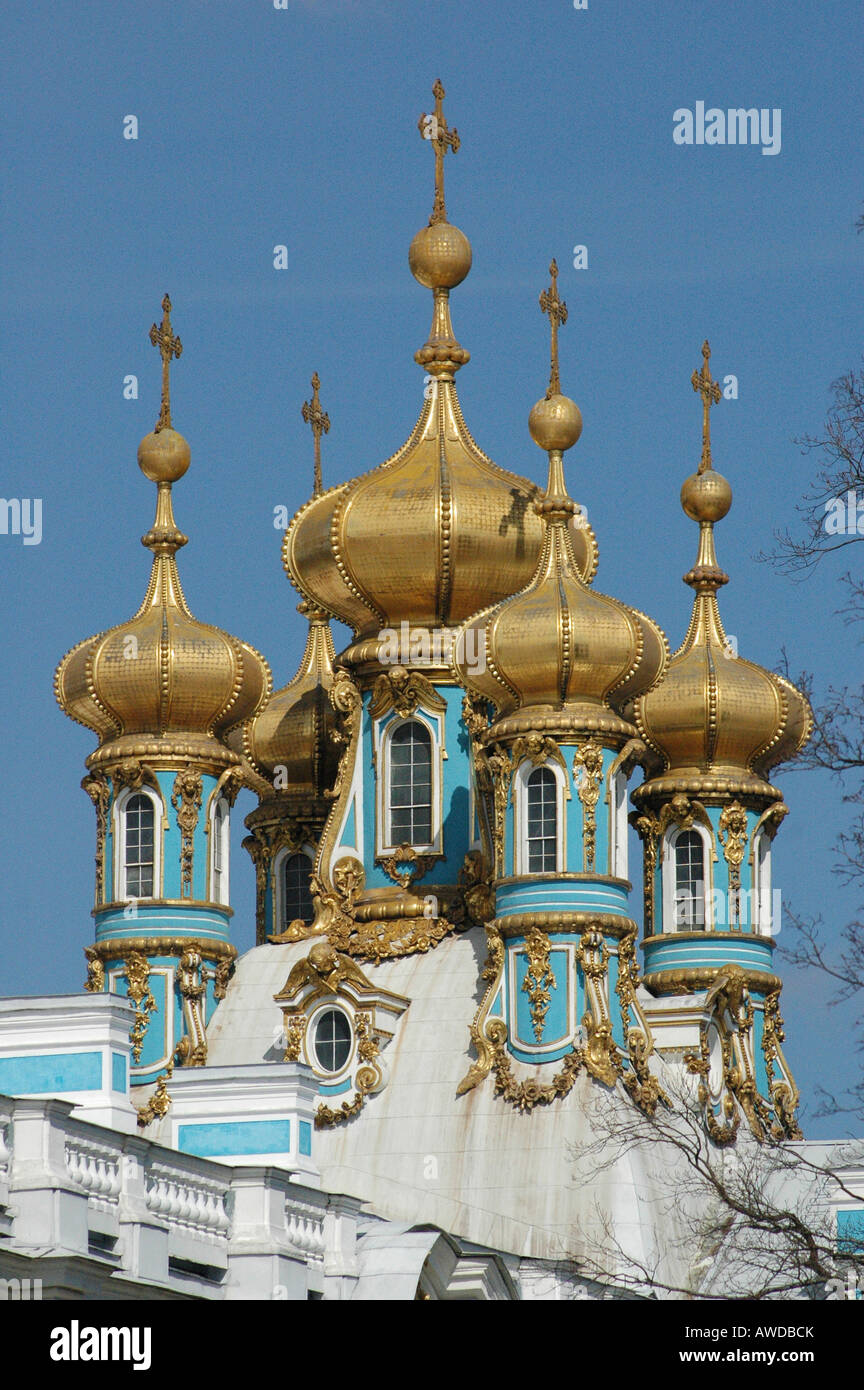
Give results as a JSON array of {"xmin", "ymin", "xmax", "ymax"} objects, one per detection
[
  {"xmin": 124, "ymin": 951, "xmax": 157, "ymax": 1064},
  {"xmin": 82, "ymin": 772, "xmax": 111, "ymax": 906},
  {"xmin": 521, "ymin": 927, "xmax": 556, "ymax": 1043},
  {"xmin": 378, "ymin": 844, "xmax": 436, "ymax": 889},
  {"xmin": 136, "ymin": 1062, "xmax": 174, "ymax": 1128},
  {"xmin": 511, "ymin": 733, "xmax": 571, "ymax": 799},
  {"xmin": 717, "ymin": 801, "xmax": 749, "ymax": 909},
  {"xmin": 573, "ymin": 740, "xmax": 604, "ymax": 871},
  {"xmin": 368, "ymin": 667, "xmax": 447, "ymax": 720},
  {"xmin": 171, "ymin": 771, "xmax": 203, "ymax": 896},
  {"xmin": 175, "ymin": 947, "xmax": 208, "ymax": 1067}
]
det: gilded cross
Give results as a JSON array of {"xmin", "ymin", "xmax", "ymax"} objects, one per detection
[
  {"xmin": 302, "ymin": 372, "xmax": 330, "ymax": 497},
  {"xmin": 418, "ymin": 78, "xmax": 461, "ymax": 225},
  {"xmin": 691, "ymin": 340, "xmax": 721, "ymax": 473},
  {"xmin": 539, "ymin": 259, "xmax": 568, "ymax": 398},
  {"xmin": 149, "ymin": 294, "xmax": 182, "ymax": 432}
]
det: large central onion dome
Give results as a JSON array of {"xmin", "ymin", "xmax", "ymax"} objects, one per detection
[
  {"xmin": 55, "ymin": 297, "xmax": 271, "ymax": 772},
  {"xmin": 635, "ymin": 343, "xmax": 812, "ymax": 799},
  {"xmin": 283, "ymin": 81, "xmax": 597, "ymax": 664}
]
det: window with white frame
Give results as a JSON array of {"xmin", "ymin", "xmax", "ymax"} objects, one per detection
[
  {"xmin": 210, "ymin": 797, "xmax": 230, "ymax": 904},
  {"xmin": 387, "ymin": 719, "xmax": 433, "ymax": 848},
  {"xmin": 609, "ymin": 768, "xmax": 628, "ymax": 879},
  {"xmin": 117, "ymin": 789, "xmax": 159, "ymax": 900},
  {"xmin": 526, "ymin": 766, "xmax": 558, "ymax": 873},
  {"xmin": 281, "ymin": 851, "xmax": 315, "ymax": 929},
  {"xmin": 672, "ymin": 829, "xmax": 706, "ymax": 930}
]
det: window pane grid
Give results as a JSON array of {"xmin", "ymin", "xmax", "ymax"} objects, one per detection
[
  {"xmin": 388, "ymin": 721, "xmax": 433, "ymax": 846},
  {"xmin": 314, "ymin": 1009, "xmax": 352, "ymax": 1073},
  {"xmin": 125, "ymin": 794, "xmax": 154, "ymax": 898},
  {"xmin": 526, "ymin": 768, "xmax": 557, "ymax": 873},
  {"xmin": 674, "ymin": 830, "xmax": 705, "ymax": 928},
  {"xmin": 283, "ymin": 853, "xmax": 314, "ymax": 927}
]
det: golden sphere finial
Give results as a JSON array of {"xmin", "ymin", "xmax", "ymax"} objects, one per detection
[
  {"xmin": 680, "ymin": 467, "xmax": 732, "ymax": 523},
  {"xmin": 529, "ymin": 394, "xmax": 583, "ymax": 452},
  {"xmin": 137, "ymin": 427, "xmax": 191, "ymax": 483},
  {"xmin": 409, "ymin": 220, "xmax": 472, "ymax": 289}
]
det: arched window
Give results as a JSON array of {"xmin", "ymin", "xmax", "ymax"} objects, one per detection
[
  {"xmin": 313, "ymin": 1008, "xmax": 352, "ymax": 1073},
  {"xmin": 673, "ymin": 830, "xmax": 705, "ymax": 929},
  {"xmin": 123, "ymin": 793, "xmax": 155, "ymax": 898},
  {"xmin": 388, "ymin": 720, "xmax": 433, "ymax": 848},
  {"xmin": 282, "ymin": 852, "xmax": 315, "ymax": 928},
  {"xmin": 211, "ymin": 798, "xmax": 230, "ymax": 905},
  {"xmin": 526, "ymin": 766, "xmax": 558, "ymax": 873}
]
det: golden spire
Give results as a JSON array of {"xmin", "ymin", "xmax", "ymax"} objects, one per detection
[
  {"xmin": 691, "ymin": 339, "xmax": 721, "ymax": 474},
  {"xmin": 302, "ymin": 373, "xmax": 330, "ymax": 497},
  {"xmin": 418, "ymin": 78, "xmax": 460, "ymax": 226},
  {"xmin": 539, "ymin": 260, "xmax": 568, "ymax": 399},
  {"xmin": 149, "ymin": 293, "xmax": 183, "ymax": 433}
]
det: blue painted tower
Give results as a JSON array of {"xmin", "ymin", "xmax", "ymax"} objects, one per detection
[
  {"xmin": 55, "ymin": 296, "xmax": 271, "ymax": 1086},
  {"xmin": 632, "ymin": 341, "xmax": 812, "ymax": 1139},
  {"xmin": 454, "ymin": 262, "xmax": 669, "ymax": 1110}
]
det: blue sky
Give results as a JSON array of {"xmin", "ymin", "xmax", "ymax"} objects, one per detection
[{"xmin": 2, "ymin": 0, "xmax": 862, "ymax": 1135}]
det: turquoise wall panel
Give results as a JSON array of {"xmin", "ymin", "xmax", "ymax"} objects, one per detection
[
  {"xmin": 0, "ymin": 1051, "xmax": 103, "ymax": 1094},
  {"xmin": 111, "ymin": 1051, "xmax": 127, "ymax": 1093},
  {"xmin": 177, "ymin": 1118, "xmax": 293, "ymax": 1158}
]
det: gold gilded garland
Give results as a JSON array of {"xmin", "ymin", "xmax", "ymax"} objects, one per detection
[
  {"xmin": 521, "ymin": 926, "xmax": 556, "ymax": 1042},
  {"xmin": 171, "ymin": 771, "xmax": 203, "ymax": 897},
  {"xmin": 718, "ymin": 801, "xmax": 749, "ymax": 924},
  {"xmin": 124, "ymin": 951, "xmax": 157, "ymax": 1064},
  {"xmin": 82, "ymin": 773, "xmax": 111, "ymax": 906},
  {"xmin": 573, "ymin": 740, "xmax": 604, "ymax": 871}
]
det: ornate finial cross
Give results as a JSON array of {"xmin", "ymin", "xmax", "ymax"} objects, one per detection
[
  {"xmin": 418, "ymin": 78, "xmax": 461, "ymax": 226},
  {"xmin": 691, "ymin": 340, "xmax": 722, "ymax": 474},
  {"xmin": 301, "ymin": 372, "xmax": 330, "ymax": 497},
  {"xmin": 149, "ymin": 294, "xmax": 182, "ymax": 432},
  {"xmin": 539, "ymin": 259, "xmax": 568, "ymax": 398}
]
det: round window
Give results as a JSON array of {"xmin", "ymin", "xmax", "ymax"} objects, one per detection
[{"xmin": 313, "ymin": 1009, "xmax": 352, "ymax": 1074}]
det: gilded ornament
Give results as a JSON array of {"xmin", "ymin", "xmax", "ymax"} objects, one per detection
[
  {"xmin": 136, "ymin": 1061, "xmax": 174, "ymax": 1129},
  {"xmin": 83, "ymin": 948, "xmax": 104, "ymax": 994},
  {"xmin": 124, "ymin": 951, "xmax": 157, "ymax": 1065},
  {"xmin": 302, "ymin": 372, "xmax": 330, "ymax": 498},
  {"xmin": 282, "ymin": 1014, "xmax": 304, "ymax": 1063},
  {"xmin": 175, "ymin": 948, "xmax": 208, "ymax": 1067},
  {"xmin": 369, "ymin": 666, "xmax": 446, "ymax": 720},
  {"xmin": 512, "ymin": 733, "xmax": 571, "ymax": 798},
  {"xmin": 82, "ymin": 772, "xmax": 111, "ymax": 905},
  {"xmin": 456, "ymin": 923, "xmax": 505, "ymax": 1096},
  {"xmin": 573, "ymin": 741, "xmax": 604, "ymax": 872},
  {"xmin": 718, "ymin": 801, "xmax": 749, "ymax": 918},
  {"xmin": 521, "ymin": 927, "xmax": 557, "ymax": 1043},
  {"xmin": 171, "ymin": 771, "xmax": 203, "ymax": 897},
  {"xmin": 379, "ymin": 843, "xmax": 436, "ymax": 890}
]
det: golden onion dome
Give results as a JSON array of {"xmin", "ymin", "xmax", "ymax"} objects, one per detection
[
  {"xmin": 55, "ymin": 296, "xmax": 272, "ymax": 772},
  {"xmin": 283, "ymin": 83, "xmax": 598, "ymax": 657},
  {"xmin": 455, "ymin": 262, "xmax": 667, "ymax": 740},
  {"xmin": 229, "ymin": 603, "xmax": 340, "ymax": 801},
  {"xmin": 635, "ymin": 343, "xmax": 812, "ymax": 798}
]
